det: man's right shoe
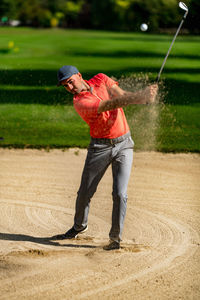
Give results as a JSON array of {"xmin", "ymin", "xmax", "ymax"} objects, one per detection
[
  {"xmin": 51, "ymin": 225, "xmax": 88, "ymax": 240},
  {"xmin": 103, "ymin": 240, "xmax": 120, "ymax": 251}
]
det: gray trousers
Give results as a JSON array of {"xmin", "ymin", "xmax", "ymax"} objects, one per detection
[{"xmin": 74, "ymin": 133, "xmax": 134, "ymax": 242}]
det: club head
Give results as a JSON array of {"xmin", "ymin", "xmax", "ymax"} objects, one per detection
[{"xmin": 179, "ymin": 2, "xmax": 188, "ymax": 12}]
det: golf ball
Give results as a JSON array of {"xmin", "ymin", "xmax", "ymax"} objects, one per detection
[{"xmin": 140, "ymin": 23, "xmax": 148, "ymax": 31}]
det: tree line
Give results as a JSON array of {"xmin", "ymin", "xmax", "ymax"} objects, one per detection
[{"xmin": 0, "ymin": 0, "xmax": 199, "ymax": 33}]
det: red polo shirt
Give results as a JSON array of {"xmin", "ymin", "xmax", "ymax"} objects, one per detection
[{"xmin": 73, "ymin": 73, "xmax": 130, "ymax": 139}]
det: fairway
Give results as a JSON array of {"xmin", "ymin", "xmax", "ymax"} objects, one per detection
[{"xmin": 0, "ymin": 27, "xmax": 200, "ymax": 151}]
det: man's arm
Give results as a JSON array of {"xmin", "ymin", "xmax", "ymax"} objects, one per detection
[{"xmin": 97, "ymin": 84, "xmax": 158, "ymax": 114}]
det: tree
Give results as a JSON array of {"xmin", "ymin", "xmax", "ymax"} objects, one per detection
[
  {"xmin": 89, "ymin": 0, "xmax": 120, "ymax": 30},
  {"xmin": 62, "ymin": 0, "xmax": 84, "ymax": 28},
  {"xmin": 1, "ymin": 0, "xmax": 199, "ymax": 33},
  {"xmin": 15, "ymin": 0, "xmax": 50, "ymax": 27},
  {"xmin": 0, "ymin": 0, "xmax": 17, "ymax": 20},
  {"xmin": 186, "ymin": 0, "xmax": 200, "ymax": 33}
]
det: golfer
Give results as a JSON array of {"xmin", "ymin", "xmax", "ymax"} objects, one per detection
[{"xmin": 53, "ymin": 65, "xmax": 158, "ymax": 250}]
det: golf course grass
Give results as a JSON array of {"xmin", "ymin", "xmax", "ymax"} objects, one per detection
[{"xmin": 0, "ymin": 27, "xmax": 199, "ymax": 151}]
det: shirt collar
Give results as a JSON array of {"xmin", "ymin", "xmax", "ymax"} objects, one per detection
[{"xmin": 73, "ymin": 79, "xmax": 99, "ymax": 100}]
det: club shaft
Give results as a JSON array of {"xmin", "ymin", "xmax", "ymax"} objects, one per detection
[{"xmin": 156, "ymin": 12, "xmax": 188, "ymax": 83}]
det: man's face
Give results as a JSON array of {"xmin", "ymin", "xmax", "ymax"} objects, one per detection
[{"xmin": 61, "ymin": 73, "xmax": 83, "ymax": 94}]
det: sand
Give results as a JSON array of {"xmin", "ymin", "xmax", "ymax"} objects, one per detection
[{"xmin": 0, "ymin": 149, "xmax": 200, "ymax": 299}]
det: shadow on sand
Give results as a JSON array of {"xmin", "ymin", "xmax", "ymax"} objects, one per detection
[{"xmin": 0, "ymin": 232, "xmax": 97, "ymax": 249}]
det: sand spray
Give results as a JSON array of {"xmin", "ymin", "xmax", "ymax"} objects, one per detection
[{"xmin": 116, "ymin": 74, "xmax": 167, "ymax": 151}]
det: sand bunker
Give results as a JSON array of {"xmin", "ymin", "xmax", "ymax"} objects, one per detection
[{"xmin": 0, "ymin": 149, "xmax": 200, "ymax": 299}]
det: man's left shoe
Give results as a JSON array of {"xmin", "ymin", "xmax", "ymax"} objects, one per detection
[
  {"xmin": 103, "ymin": 240, "xmax": 120, "ymax": 251},
  {"xmin": 51, "ymin": 225, "xmax": 88, "ymax": 240}
]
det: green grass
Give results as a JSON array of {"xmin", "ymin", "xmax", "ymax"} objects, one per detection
[
  {"xmin": 0, "ymin": 104, "xmax": 89, "ymax": 148},
  {"xmin": 0, "ymin": 27, "xmax": 200, "ymax": 151}
]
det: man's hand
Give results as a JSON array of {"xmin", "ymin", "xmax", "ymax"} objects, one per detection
[{"xmin": 144, "ymin": 84, "xmax": 158, "ymax": 104}]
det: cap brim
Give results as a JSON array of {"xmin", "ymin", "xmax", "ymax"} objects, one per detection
[{"xmin": 57, "ymin": 72, "xmax": 79, "ymax": 87}]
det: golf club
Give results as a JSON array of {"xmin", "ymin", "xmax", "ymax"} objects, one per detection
[{"xmin": 156, "ymin": 2, "xmax": 189, "ymax": 83}]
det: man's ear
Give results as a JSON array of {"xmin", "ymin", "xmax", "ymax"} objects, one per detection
[{"xmin": 78, "ymin": 72, "xmax": 82, "ymax": 79}]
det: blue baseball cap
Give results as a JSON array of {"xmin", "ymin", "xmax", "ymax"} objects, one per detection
[{"xmin": 57, "ymin": 65, "xmax": 79, "ymax": 86}]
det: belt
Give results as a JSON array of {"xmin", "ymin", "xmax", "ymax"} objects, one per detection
[{"xmin": 91, "ymin": 132, "xmax": 130, "ymax": 145}]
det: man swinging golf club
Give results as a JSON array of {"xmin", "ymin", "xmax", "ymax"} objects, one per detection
[{"xmin": 52, "ymin": 65, "xmax": 158, "ymax": 250}]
